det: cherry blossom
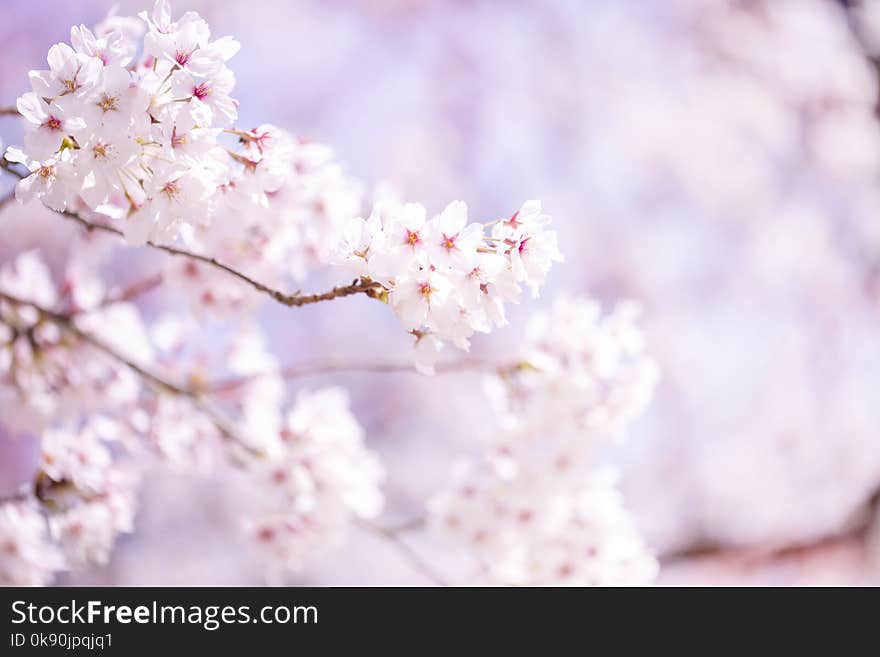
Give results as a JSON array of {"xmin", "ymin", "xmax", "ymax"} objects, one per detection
[
  {"xmin": 239, "ymin": 388, "xmax": 384, "ymax": 582},
  {"xmin": 4, "ymin": 147, "xmax": 77, "ymax": 211},
  {"xmin": 39, "ymin": 421, "xmax": 139, "ymax": 569},
  {"xmin": 4, "ymin": 0, "xmax": 240, "ymax": 245},
  {"xmin": 28, "ymin": 42, "xmax": 102, "ymax": 101},
  {"xmin": 430, "ymin": 464, "xmax": 657, "ymax": 586},
  {"xmin": 0, "ymin": 500, "xmax": 65, "ymax": 586},
  {"xmin": 429, "ymin": 296, "xmax": 659, "ymax": 586},
  {"xmin": 337, "ymin": 199, "xmax": 563, "ymax": 369},
  {"xmin": 0, "ymin": 252, "xmax": 147, "ymax": 432},
  {"xmin": 16, "ymin": 94, "xmax": 86, "ymax": 161},
  {"xmin": 0, "ymin": 1, "xmax": 623, "ymax": 589}
]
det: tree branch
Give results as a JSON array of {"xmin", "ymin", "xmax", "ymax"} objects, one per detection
[
  {"xmin": 0, "ymin": 290, "xmax": 259, "ymax": 456},
  {"xmin": 0, "ymin": 107, "xmax": 18, "ymax": 117},
  {"xmin": 1, "ymin": 290, "xmax": 451, "ymax": 584},
  {"xmin": 75, "ymin": 273, "xmax": 165, "ymax": 314},
  {"xmin": 356, "ymin": 518, "xmax": 447, "ymax": 586},
  {"xmin": 206, "ymin": 358, "xmax": 502, "ymax": 393},
  {"xmin": 0, "ymin": 158, "xmax": 385, "ymax": 309},
  {"xmin": 661, "ymin": 483, "xmax": 880, "ymax": 568}
]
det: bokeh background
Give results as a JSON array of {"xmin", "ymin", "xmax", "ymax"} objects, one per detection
[{"xmin": 2, "ymin": 0, "xmax": 880, "ymax": 585}]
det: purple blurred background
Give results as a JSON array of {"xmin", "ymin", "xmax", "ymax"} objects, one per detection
[{"xmin": 2, "ymin": 0, "xmax": 880, "ymax": 585}]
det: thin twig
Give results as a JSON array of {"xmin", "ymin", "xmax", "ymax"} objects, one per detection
[
  {"xmin": 64, "ymin": 274, "xmax": 165, "ymax": 317},
  {"xmin": 0, "ymin": 107, "xmax": 18, "ymax": 116},
  {"xmin": 0, "ymin": 159, "xmax": 385, "ymax": 308},
  {"xmin": 86, "ymin": 273, "xmax": 164, "ymax": 312},
  {"xmin": 207, "ymin": 358, "xmax": 502, "ymax": 393},
  {"xmin": 356, "ymin": 518, "xmax": 447, "ymax": 586},
  {"xmin": 379, "ymin": 516, "xmax": 427, "ymax": 534}
]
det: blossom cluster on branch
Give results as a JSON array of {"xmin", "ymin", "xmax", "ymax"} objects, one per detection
[
  {"xmin": 0, "ymin": 0, "xmax": 652, "ymax": 587},
  {"xmin": 429, "ymin": 298, "xmax": 659, "ymax": 585},
  {"xmin": 336, "ymin": 199, "xmax": 563, "ymax": 373},
  {"xmin": 239, "ymin": 388, "xmax": 384, "ymax": 583}
]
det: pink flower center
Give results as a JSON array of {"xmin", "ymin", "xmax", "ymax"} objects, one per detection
[
  {"xmin": 44, "ymin": 116, "xmax": 62, "ymax": 131},
  {"xmin": 193, "ymin": 81, "xmax": 211, "ymax": 100},
  {"xmin": 441, "ymin": 233, "xmax": 458, "ymax": 251},
  {"xmin": 256, "ymin": 527, "xmax": 276, "ymax": 543},
  {"xmin": 405, "ymin": 229, "xmax": 421, "ymax": 247},
  {"xmin": 161, "ymin": 180, "xmax": 181, "ymax": 199}
]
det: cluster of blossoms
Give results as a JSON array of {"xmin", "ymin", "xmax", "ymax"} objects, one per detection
[
  {"xmin": 0, "ymin": 245, "xmax": 148, "ymax": 585},
  {"xmin": 5, "ymin": 0, "xmax": 239, "ymax": 244},
  {"xmin": 336, "ymin": 199, "xmax": 563, "ymax": 372},
  {"xmin": 3, "ymin": 0, "xmax": 363, "ymax": 318},
  {"xmin": 429, "ymin": 297, "xmax": 659, "ymax": 585},
  {"xmin": 0, "ymin": 250, "xmax": 145, "ymax": 432},
  {"xmin": 168, "ymin": 125, "xmax": 363, "ymax": 315},
  {"xmin": 0, "ymin": 500, "xmax": 65, "ymax": 586},
  {"xmin": 38, "ymin": 420, "xmax": 139, "ymax": 571},
  {"xmin": 238, "ymin": 388, "xmax": 384, "ymax": 582},
  {"xmin": 0, "ymin": 418, "xmax": 139, "ymax": 587},
  {"xmin": 0, "ymin": 1, "xmax": 661, "ymax": 588},
  {"xmin": 140, "ymin": 324, "xmax": 384, "ymax": 579},
  {"xmin": 0, "ymin": 242, "xmax": 384, "ymax": 585},
  {"xmin": 490, "ymin": 297, "xmax": 660, "ymax": 436}
]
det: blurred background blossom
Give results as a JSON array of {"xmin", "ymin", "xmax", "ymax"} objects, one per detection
[{"xmin": 2, "ymin": 0, "xmax": 880, "ymax": 585}]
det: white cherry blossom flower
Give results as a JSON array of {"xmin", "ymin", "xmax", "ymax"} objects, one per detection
[
  {"xmin": 425, "ymin": 200, "xmax": 484, "ymax": 270},
  {"xmin": 28, "ymin": 42, "xmax": 102, "ymax": 100},
  {"xmin": 0, "ymin": 501, "xmax": 66, "ymax": 586},
  {"xmin": 74, "ymin": 125, "xmax": 141, "ymax": 210},
  {"xmin": 4, "ymin": 147, "xmax": 78, "ymax": 212},
  {"xmin": 171, "ymin": 65, "xmax": 238, "ymax": 127},
  {"xmin": 389, "ymin": 267, "xmax": 455, "ymax": 331},
  {"xmin": 70, "ymin": 24, "xmax": 133, "ymax": 68},
  {"xmin": 125, "ymin": 163, "xmax": 215, "ymax": 244},
  {"xmin": 15, "ymin": 93, "xmax": 85, "ymax": 160}
]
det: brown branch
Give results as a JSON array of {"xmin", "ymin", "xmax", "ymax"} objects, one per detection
[
  {"xmin": 661, "ymin": 484, "xmax": 880, "ymax": 568},
  {"xmin": 0, "ymin": 158, "xmax": 385, "ymax": 309},
  {"xmin": 0, "ymin": 107, "xmax": 18, "ymax": 117}
]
